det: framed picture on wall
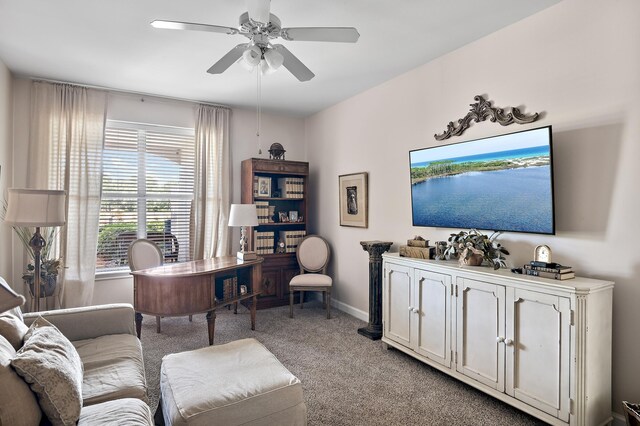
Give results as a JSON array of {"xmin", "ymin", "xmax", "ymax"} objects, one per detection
[{"xmin": 339, "ymin": 172, "xmax": 368, "ymax": 228}]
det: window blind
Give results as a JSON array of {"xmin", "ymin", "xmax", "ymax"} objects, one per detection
[{"xmin": 97, "ymin": 121, "xmax": 195, "ymax": 271}]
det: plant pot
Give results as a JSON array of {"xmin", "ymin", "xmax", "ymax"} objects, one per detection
[
  {"xmin": 24, "ymin": 274, "xmax": 58, "ymax": 297},
  {"xmin": 459, "ymin": 253, "xmax": 484, "ymax": 267}
]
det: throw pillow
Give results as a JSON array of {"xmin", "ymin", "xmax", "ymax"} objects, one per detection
[
  {"xmin": 0, "ymin": 335, "xmax": 42, "ymax": 426},
  {"xmin": 11, "ymin": 316, "xmax": 83, "ymax": 426},
  {"xmin": 0, "ymin": 312, "xmax": 29, "ymax": 350}
]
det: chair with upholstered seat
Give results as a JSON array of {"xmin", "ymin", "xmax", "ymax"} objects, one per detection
[
  {"xmin": 289, "ymin": 235, "xmax": 332, "ymax": 319},
  {"xmin": 128, "ymin": 239, "xmax": 192, "ymax": 333}
]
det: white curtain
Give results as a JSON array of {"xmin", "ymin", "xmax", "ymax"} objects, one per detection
[
  {"xmin": 191, "ymin": 104, "xmax": 231, "ymax": 259},
  {"xmin": 28, "ymin": 81, "xmax": 107, "ymax": 307}
]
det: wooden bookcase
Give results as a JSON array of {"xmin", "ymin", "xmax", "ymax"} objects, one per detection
[{"xmin": 241, "ymin": 158, "xmax": 309, "ymax": 309}]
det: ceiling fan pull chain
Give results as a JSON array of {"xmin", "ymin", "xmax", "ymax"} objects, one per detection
[{"xmin": 256, "ymin": 66, "xmax": 262, "ymax": 154}]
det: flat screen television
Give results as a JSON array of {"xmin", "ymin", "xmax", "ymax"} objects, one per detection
[{"xmin": 409, "ymin": 125, "xmax": 555, "ymax": 235}]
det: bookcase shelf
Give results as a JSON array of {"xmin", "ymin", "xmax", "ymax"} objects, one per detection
[
  {"xmin": 241, "ymin": 158, "xmax": 309, "ymax": 309},
  {"xmin": 254, "ymin": 197, "xmax": 305, "ymax": 202}
]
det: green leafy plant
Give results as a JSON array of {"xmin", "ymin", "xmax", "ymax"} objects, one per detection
[{"xmin": 438, "ymin": 229, "xmax": 509, "ymax": 270}]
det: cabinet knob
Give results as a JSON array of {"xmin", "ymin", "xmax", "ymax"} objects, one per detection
[
  {"xmin": 505, "ymin": 339, "xmax": 514, "ymax": 346},
  {"xmin": 412, "ymin": 308, "xmax": 419, "ymax": 314},
  {"xmin": 496, "ymin": 336, "xmax": 505, "ymax": 343},
  {"xmin": 408, "ymin": 306, "xmax": 413, "ymax": 311}
]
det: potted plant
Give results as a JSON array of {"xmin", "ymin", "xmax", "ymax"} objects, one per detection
[
  {"xmin": 12, "ymin": 226, "xmax": 63, "ymax": 298},
  {"xmin": 439, "ymin": 229, "xmax": 509, "ymax": 270},
  {"xmin": 22, "ymin": 258, "xmax": 62, "ymax": 297}
]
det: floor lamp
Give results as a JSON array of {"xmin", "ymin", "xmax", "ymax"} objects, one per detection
[{"xmin": 3, "ymin": 189, "xmax": 66, "ymax": 312}]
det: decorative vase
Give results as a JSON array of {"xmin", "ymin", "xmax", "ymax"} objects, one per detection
[
  {"xmin": 458, "ymin": 252, "xmax": 484, "ymax": 267},
  {"xmin": 24, "ymin": 274, "xmax": 58, "ymax": 297}
]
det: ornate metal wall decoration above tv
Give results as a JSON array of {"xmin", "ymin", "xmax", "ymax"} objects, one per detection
[{"xmin": 409, "ymin": 126, "xmax": 555, "ymax": 235}]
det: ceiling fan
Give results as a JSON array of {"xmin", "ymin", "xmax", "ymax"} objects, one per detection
[{"xmin": 151, "ymin": 0, "xmax": 360, "ymax": 82}]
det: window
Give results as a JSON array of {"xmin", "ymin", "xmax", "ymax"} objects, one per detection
[{"xmin": 97, "ymin": 120, "xmax": 195, "ymax": 271}]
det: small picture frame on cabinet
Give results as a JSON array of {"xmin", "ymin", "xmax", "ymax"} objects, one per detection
[{"xmin": 289, "ymin": 211, "xmax": 298, "ymax": 222}]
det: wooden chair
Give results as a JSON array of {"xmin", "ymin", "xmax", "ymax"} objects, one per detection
[
  {"xmin": 623, "ymin": 401, "xmax": 640, "ymax": 426},
  {"xmin": 128, "ymin": 239, "xmax": 192, "ymax": 333},
  {"xmin": 289, "ymin": 235, "xmax": 332, "ymax": 319}
]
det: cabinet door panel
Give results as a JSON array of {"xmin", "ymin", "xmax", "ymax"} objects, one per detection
[
  {"xmin": 506, "ymin": 288, "xmax": 571, "ymax": 421},
  {"xmin": 260, "ymin": 269, "xmax": 279, "ymax": 298},
  {"xmin": 413, "ymin": 269, "xmax": 452, "ymax": 368},
  {"xmin": 456, "ymin": 278, "xmax": 505, "ymax": 392},
  {"xmin": 383, "ymin": 264, "xmax": 412, "ymax": 348}
]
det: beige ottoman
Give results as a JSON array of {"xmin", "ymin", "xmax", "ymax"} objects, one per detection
[{"xmin": 160, "ymin": 338, "xmax": 307, "ymax": 426}]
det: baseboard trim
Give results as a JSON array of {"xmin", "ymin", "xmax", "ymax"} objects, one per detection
[
  {"xmin": 611, "ymin": 411, "xmax": 625, "ymax": 426},
  {"xmin": 331, "ymin": 298, "xmax": 369, "ymax": 322},
  {"xmin": 306, "ymin": 293, "xmax": 369, "ymax": 322}
]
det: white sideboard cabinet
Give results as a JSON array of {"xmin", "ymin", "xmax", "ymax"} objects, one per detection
[{"xmin": 382, "ymin": 253, "xmax": 613, "ymax": 426}]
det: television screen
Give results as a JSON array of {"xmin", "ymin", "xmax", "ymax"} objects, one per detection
[{"xmin": 409, "ymin": 126, "xmax": 555, "ymax": 234}]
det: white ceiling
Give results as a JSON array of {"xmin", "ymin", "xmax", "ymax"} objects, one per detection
[{"xmin": 0, "ymin": 0, "xmax": 559, "ymax": 117}]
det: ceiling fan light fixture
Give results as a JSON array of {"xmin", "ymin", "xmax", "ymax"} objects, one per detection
[
  {"xmin": 260, "ymin": 60, "xmax": 278, "ymax": 75},
  {"xmin": 242, "ymin": 45, "xmax": 262, "ymax": 67},
  {"xmin": 263, "ymin": 48, "xmax": 284, "ymax": 70},
  {"xmin": 246, "ymin": 0, "xmax": 271, "ymax": 24}
]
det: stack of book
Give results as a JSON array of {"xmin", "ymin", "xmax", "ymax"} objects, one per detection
[
  {"xmin": 279, "ymin": 230, "xmax": 306, "ymax": 253},
  {"xmin": 277, "ymin": 177, "xmax": 304, "ymax": 199},
  {"xmin": 253, "ymin": 231, "xmax": 275, "ymax": 254},
  {"xmin": 523, "ymin": 261, "xmax": 575, "ymax": 280},
  {"xmin": 255, "ymin": 201, "xmax": 270, "ymax": 224},
  {"xmin": 254, "ymin": 231, "xmax": 275, "ymax": 255}
]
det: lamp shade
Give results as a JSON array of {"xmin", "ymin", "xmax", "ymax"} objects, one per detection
[
  {"xmin": 264, "ymin": 48, "xmax": 284, "ymax": 70},
  {"xmin": 242, "ymin": 45, "xmax": 262, "ymax": 67},
  {"xmin": 228, "ymin": 204, "xmax": 258, "ymax": 227},
  {"xmin": 4, "ymin": 189, "xmax": 66, "ymax": 227},
  {"xmin": 0, "ymin": 277, "xmax": 25, "ymax": 313}
]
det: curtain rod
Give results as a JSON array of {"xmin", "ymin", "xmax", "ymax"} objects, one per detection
[{"xmin": 20, "ymin": 74, "xmax": 231, "ymax": 110}]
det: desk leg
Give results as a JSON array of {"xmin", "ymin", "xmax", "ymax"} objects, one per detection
[
  {"xmin": 135, "ymin": 313, "xmax": 143, "ymax": 339},
  {"xmin": 250, "ymin": 295, "xmax": 257, "ymax": 331},
  {"xmin": 206, "ymin": 311, "xmax": 216, "ymax": 345}
]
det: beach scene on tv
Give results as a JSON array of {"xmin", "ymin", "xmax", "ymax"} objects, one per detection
[{"xmin": 410, "ymin": 127, "xmax": 554, "ymax": 234}]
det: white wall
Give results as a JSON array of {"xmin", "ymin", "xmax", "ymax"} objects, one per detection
[
  {"xmin": 305, "ymin": 0, "xmax": 640, "ymax": 413},
  {"xmin": 0, "ymin": 59, "xmax": 13, "ymax": 283}
]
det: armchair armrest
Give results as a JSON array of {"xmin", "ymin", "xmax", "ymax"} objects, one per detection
[{"xmin": 22, "ymin": 303, "xmax": 136, "ymax": 341}]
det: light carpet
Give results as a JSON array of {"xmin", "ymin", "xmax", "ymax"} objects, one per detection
[{"xmin": 140, "ymin": 302, "xmax": 544, "ymax": 425}]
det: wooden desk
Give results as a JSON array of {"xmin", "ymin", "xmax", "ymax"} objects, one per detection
[{"xmin": 130, "ymin": 256, "xmax": 263, "ymax": 345}]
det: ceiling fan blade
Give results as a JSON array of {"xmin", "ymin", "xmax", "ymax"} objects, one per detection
[
  {"xmin": 151, "ymin": 20, "xmax": 239, "ymax": 35},
  {"xmin": 272, "ymin": 44, "xmax": 315, "ymax": 82},
  {"xmin": 207, "ymin": 44, "xmax": 249, "ymax": 74},
  {"xmin": 280, "ymin": 27, "xmax": 360, "ymax": 43},
  {"xmin": 246, "ymin": 0, "xmax": 271, "ymax": 24}
]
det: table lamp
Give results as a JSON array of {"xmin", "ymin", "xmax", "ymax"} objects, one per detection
[
  {"xmin": 3, "ymin": 189, "xmax": 66, "ymax": 312},
  {"xmin": 228, "ymin": 204, "xmax": 258, "ymax": 261}
]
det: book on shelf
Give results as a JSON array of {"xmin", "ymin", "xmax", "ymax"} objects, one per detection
[
  {"xmin": 253, "ymin": 231, "xmax": 274, "ymax": 255},
  {"xmin": 277, "ymin": 177, "xmax": 304, "ymax": 199},
  {"xmin": 530, "ymin": 260, "xmax": 570, "ymax": 269},
  {"xmin": 524, "ymin": 264, "xmax": 573, "ymax": 274},
  {"xmin": 278, "ymin": 230, "xmax": 306, "ymax": 253},
  {"xmin": 215, "ymin": 276, "xmax": 237, "ymax": 303},
  {"xmin": 523, "ymin": 268, "xmax": 575, "ymax": 280},
  {"xmin": 255, "ymin": 201, "xmax": 270, "ymax": 224}
]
